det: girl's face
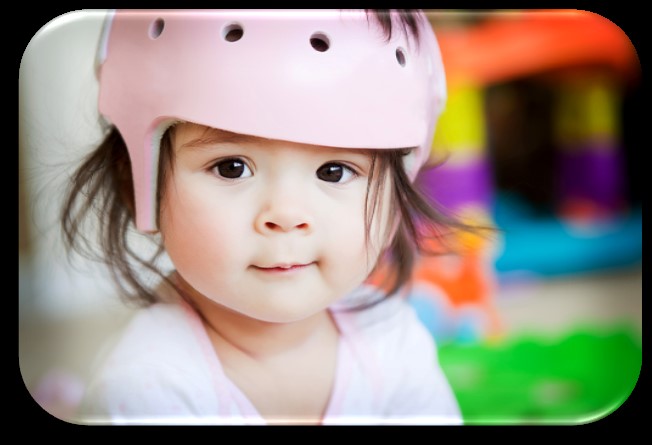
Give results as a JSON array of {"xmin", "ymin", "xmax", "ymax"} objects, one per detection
[{"xmin": 159, "ymin": 123, "xmax": 393, "ymax": 323}]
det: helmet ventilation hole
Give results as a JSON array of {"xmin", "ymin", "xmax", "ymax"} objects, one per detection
[
  {"xmin": 223, "ymin": 24, "xmax": 244, "ymax": 42},
  {"xmin": 149, "ymin": 18, "xmax": 165, "ymax": 39},
  {"xmin": 396, "ymin": 47, "xmax": 407, "ymax": 67},
  {"xmin": 310, "ymin": 33, "xmax": 330, "ymax": 52}
]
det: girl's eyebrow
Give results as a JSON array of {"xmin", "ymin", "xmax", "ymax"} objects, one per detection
[{"xmin": 180, "ymin": 128, "xmax": 262, "ymax": 150}]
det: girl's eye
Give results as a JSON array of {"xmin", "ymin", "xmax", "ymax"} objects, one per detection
[
  {"xmin": 316, "ymin": 163, "xmax": 357, "ymax": 183},
  {"xmin": 213, "ymin": 158, "xmax": 252, "ymax": 179}
]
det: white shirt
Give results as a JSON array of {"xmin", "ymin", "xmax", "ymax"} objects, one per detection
[{"xmin": 77, "ymin": 286, "xmax": 462, "ymax": 425}]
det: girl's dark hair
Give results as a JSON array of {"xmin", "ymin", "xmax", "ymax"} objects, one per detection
[
  {"xmin": 61, "ymin": 9, "xmax": 489, "ymax": 308},
  {"xmin": 61, "ymin": 128, "xmax": 173, "ymax": 306},
  {"xmin": 365, "ymin": 9, "xmax": 421, "ymax": 45}
]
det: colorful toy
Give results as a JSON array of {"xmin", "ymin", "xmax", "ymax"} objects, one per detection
[
  {"xmin": 410, "ymin": 81, "xmax": 502, "ymax": 343},
  {"xmin": 553, "ymin": 73, "xmax": 627, "ymax": 222},
  {"xmin": 403, "ymin": 10, "xmax": 641, "ymax": 341}
]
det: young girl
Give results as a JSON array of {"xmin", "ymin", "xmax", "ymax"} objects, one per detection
[{"xmin": 63, "ymin": 9, "xmax": 471, "ymax": 425}]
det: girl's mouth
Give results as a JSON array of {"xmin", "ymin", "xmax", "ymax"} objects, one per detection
[{"xmin": 252, "ymin": 262, "xmax": 315, "ymax": 273}]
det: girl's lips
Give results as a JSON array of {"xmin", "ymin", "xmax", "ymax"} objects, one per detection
[{"xmin": 252, "ymin": 262, "xmax": 315, "ymax": 273}]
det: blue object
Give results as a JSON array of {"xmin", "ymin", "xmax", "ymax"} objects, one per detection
[
  {"xmin": 408, "ymin": 285, "xmax": 488, "ymax": 345},
  {"xmin": 493, "ymin": 193, "xmax": 642, "ymax": 279}
]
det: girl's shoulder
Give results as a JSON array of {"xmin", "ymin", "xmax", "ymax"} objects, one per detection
[
  {"xmin": 331, "ymin": 285, "xmax": 426, "ymax": 343},
  {"xmin": 77, "ymin": 299, "xmax": 216, "ymax": 423},
  {"xmin": 101, "ymin": 301, "xmax": 195, "ymax": 359},
  {"xmin": 326, "ymin": 286, "xmax": 463, "ymax": 424},
  {"xmin": 95, "ymin": 279, "xmax": 204, "ymax": 363}
]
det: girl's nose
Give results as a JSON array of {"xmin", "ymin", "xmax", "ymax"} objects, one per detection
[{"xmin": 254, "ymin": 185, "xmax": 314, "ymax": 235}]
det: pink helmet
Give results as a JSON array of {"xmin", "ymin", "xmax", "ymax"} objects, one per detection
[{"xmin": 96, "ymin": 9, "xmax": 447, "ymax": 231}]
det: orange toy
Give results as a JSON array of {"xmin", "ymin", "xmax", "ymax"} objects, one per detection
[
  {"xmin": 435, "ymin": 10, "xmax": 640, "ymax": 88},
  {"xmin": 411, "ymin": 232, "xmax": 502, "ymax": 339},
  {"xmin": 366, "ymin": 220, "xmax": 503, "ymax": 342}
]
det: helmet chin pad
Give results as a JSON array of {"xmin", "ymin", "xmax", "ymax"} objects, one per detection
[{"xmin": 97, "ymin": 10, "xmax": 447, "ymax": 231}]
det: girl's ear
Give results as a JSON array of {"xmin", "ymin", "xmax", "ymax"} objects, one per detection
[{"xmin": 401, "ymin": 150, "xmax": 419, "ymax": 178}]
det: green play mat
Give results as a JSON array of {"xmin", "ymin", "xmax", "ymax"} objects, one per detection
[{"xmin": 437, "ymin": 324, "xmax": 642, "ymax": 424}]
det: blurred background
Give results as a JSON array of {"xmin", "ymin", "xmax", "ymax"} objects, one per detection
[{"xmin": 19, "ymin": 10, "xmax": 642, "ymax": 424}]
